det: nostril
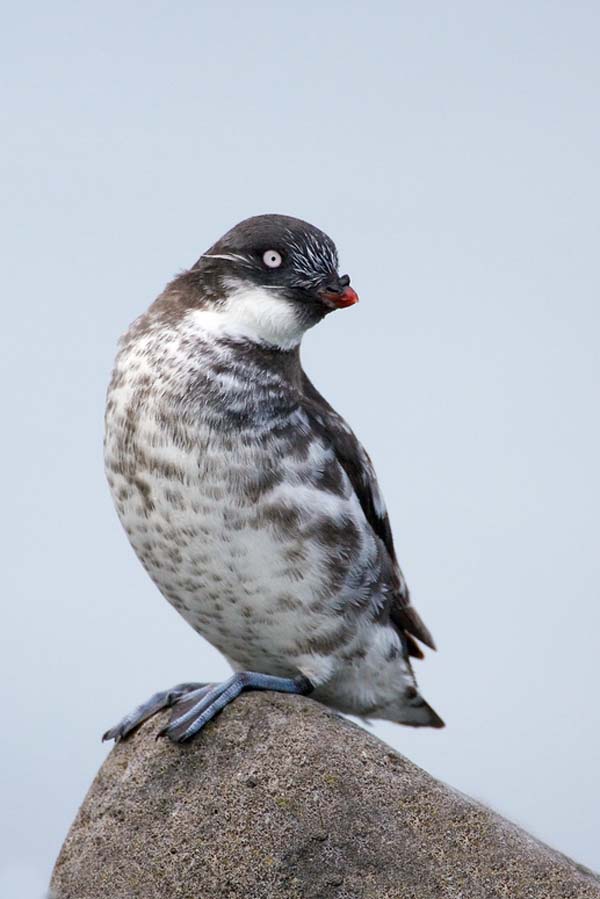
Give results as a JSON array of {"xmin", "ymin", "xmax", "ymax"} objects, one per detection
[{"xmin": 324, "ymin": 274, "xmax": 351, "ymax": 294}]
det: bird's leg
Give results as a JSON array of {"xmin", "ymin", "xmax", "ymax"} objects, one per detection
[
  {"xmin": 102, "ymin": 682, "xmax": 209, "ymax": 743},
  {"xmin": 161, "ymin": 672, "xmax": 314, "ymax": 743}
]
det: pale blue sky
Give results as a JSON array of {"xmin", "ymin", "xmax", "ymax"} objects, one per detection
[{"xmin": 2, "ymin": 2, "xmax": 599, "ymax": 894}]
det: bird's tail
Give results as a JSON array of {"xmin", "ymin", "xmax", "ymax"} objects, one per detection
[{"xmin": 382, "ymin": 694, "xmax": 445, "ymax": 729}]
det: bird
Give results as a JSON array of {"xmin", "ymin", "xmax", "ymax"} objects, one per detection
[{"xmin": 103, "ymin": 213, "xmax": 444, "ymax": 744}]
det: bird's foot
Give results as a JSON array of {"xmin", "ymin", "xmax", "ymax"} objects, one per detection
[
  {"xmin": 102, "ymin": 682, "xmax": 208, "ymax": 743},
  {"xmin": 161, "ymin": 672, "xmax": 313, "ymax": 743},
  {"xmin": 102, "ymin": 672, "xmax": 313, "ymax": 744}
]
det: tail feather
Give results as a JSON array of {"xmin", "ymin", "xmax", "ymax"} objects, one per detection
[
  {"xmin": 382, "ymin": 695, "xmax": 445, "ymax": 729},
  {"xmin": 391, "ymin": 603, "xmax": 437, "ymax": 651},
  {"xmin": 404, "ymin": 632, "xmax": 425, "ymax": 659},
  {"xmin": 408, "ymin": 700, "xmax": 445, "ymax": 729}
]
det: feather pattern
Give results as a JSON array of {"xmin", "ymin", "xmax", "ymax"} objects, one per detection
[{"xmin": 104, "ymin": 214, "xmax": 443, "ymax": 728}]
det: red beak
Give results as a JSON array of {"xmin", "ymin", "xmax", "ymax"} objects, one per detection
[{"xmin": 320, "ymin": 286, "xmax": 359, "ymax": 309}]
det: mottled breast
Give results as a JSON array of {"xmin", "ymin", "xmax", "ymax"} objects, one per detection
[{"xmin": 104, "ymin": 305, "xmax": 383, "ymax": 674}]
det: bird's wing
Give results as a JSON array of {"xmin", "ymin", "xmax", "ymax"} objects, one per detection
[{"xmin": 301, "ymin": 373, "xmax": 436, "ymax": 656}]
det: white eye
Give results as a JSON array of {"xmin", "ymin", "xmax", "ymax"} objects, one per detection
[{"xmin": 262, "ymin": 249, "xmax": 282, "ymax": 269}]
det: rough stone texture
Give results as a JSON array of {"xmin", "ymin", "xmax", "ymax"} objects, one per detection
[{"xmin": 51, "ymin": 692, "xmax": 599, "ymax": 899}]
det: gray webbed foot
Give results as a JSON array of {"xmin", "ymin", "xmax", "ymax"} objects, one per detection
[
  {"xmin": 162, "ymin": 672, "xmax": 313, "ymax": 743},
  {"xmin": 102, "ymin": 682, "xmax": 207, "ymax": 742}
]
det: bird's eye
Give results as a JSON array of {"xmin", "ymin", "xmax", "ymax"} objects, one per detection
[{"xmin": 262, "ymin": 250, "xmax": 282, "ymax": 269}]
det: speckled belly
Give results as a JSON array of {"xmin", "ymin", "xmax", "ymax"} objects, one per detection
[{"xmin": 105, "ymin": 417, "xmax": 371, "ymax": 676}]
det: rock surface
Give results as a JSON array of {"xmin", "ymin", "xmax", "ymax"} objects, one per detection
[{"xmin": 51, "ymin": 692, "xmax": 599, "ymax": 899}]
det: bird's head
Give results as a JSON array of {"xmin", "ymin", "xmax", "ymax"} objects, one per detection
[{"xmin": 188, "ymin": 214, "xmax": 358, "ymax": 350}]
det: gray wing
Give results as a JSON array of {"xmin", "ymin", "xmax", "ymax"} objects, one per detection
[{"xmin": 301, "ymin": 372, "xmax": 436, "ymax": 657}]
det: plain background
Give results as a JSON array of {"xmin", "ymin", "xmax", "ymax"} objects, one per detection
[{"xmin": 2, "ymin": 2, "xmax": 599, "ymax": 895}]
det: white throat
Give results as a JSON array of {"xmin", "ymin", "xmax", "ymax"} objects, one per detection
[{"xmin": 187, "ymin": 284, "xmax": 307, "ymax": 350}]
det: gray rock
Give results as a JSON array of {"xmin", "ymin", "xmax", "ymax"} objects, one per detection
[{"xmin": 50, "ymin": 692, "xmax": 599, "ymax": 899}]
